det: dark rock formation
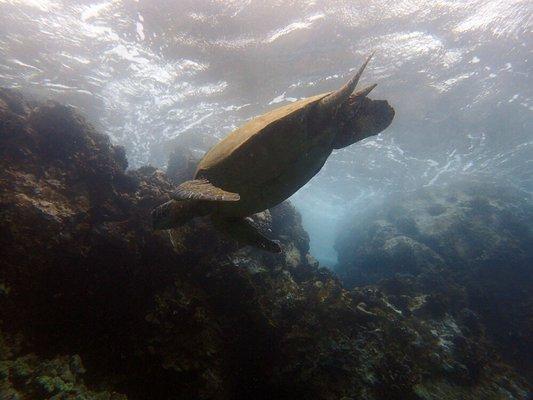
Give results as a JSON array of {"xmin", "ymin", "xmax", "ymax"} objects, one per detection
[
  {"xmin": 0, "ymin": 339, "xmax": 126, "ymax": 400},
  {"xmin": 335, "ymin": 182, "xmax": 533, "ymax": 382},
  {"xmin": 0, "ymin": 88, "xmax": 530, "ymax": 399}
]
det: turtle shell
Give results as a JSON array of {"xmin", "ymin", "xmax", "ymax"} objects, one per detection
[{"xmin": 195, "ymin": 92, "xmax": 330, "ymax": 192}]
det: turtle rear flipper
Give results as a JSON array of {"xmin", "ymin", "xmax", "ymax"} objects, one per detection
[
  {"xmin": 212, "ymin": 216, "xmax": 282, "ymax": 253},
  {"xmin": 172, "ymin": 179, "xmax": 240, "ymax": 202},
  {"xmin": 152, "ymin": 199, "xmax": 210, "ymax": 230}
]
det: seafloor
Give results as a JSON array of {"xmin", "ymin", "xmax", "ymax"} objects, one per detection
[{"xmin": 0, "ymin": 88, "xmax": 531, "ymax": 399}]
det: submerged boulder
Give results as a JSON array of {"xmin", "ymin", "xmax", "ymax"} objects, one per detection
[{"xmin": 0, "ymin": 88, "xmax": 530, "ymax": 399}]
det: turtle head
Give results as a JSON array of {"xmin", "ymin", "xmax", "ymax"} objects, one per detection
[
  {"xmin": 318, "ymin": 53, "xmax": 395, "ymax": 149},
  {"xmin": 331, "ymin": 90, "xmax": 395, "ymax": 149}
]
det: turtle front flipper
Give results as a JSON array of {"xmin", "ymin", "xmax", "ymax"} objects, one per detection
[
  {"xmin": 172, "ymin": 179, "xmax": 240, "ymax": 202},
  {"xmin": 212, "ymin": 216, "xmax": 282, "ymax": 253}
]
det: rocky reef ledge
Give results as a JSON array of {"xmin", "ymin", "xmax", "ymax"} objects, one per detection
[
  {"xmin": 0, "ymin": 88, "xmax": 530, "ymax": 399},
  {"xmin": 335, "ymin": 181, "xmax": 533, "ymax": 386}
]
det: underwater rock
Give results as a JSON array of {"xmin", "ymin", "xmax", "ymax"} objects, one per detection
[
  {"xmin": 0, "ymin": 329, "xmax": 126, "ymax": 399},
  {"xmin": 335, "ymin": 182, "xmax": 533, "ymax": 381},
  {"xmin": 0, "ymin": 88, "xmax": 530, "ymax": 399}
]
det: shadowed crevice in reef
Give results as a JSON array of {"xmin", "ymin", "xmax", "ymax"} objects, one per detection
[{"xmin": 0, "ymin": 88, "xmax": 530, "ymax": 399}]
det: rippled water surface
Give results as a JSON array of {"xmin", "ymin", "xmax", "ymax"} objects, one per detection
[{"xmin": 1, "ymin": 0, "xmax": 531, "ymax": 263}]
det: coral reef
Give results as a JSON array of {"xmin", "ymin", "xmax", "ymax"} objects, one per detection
[
  {"xmin": 335, "ymin": 182, "xmax": 533, "ymax": 383},
  {"xmin": 0, "ymin": 330, "xmax": 126, "ymax": 400},
  {"xmin": 0, "ymin": 88, "xmax": 530, "ymax": 399}
]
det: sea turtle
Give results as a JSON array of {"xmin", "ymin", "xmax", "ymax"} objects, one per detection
[{"xmin": 152, "ymin": 54, "xmax": 395, "ymax": 252}]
